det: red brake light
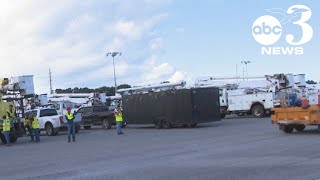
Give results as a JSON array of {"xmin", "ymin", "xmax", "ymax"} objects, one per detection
[{"xmin": 59, "ymin": 116, "xmax": 64, "ymax": 124}]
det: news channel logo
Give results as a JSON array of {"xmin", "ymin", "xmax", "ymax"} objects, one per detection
[{"xmin": 252, "ymin": 5, "xmax": 313, "ymax": 55}]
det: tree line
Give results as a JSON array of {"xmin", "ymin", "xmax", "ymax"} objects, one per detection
[
  {"xmin": 306, "ymin": 80, "xmax": 318, "ymax": 85},
  {"xmin": 54, "ymin": 80, "xmax": 318, "ymax": 95},
  {"xmin": 55, "ymin": 84, "xmax": 131, "ymax": 96}
]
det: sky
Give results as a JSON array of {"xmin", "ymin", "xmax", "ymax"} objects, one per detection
[{"xmin": 0, "ymin": 0, "xmax": 319, "ymax": 93}]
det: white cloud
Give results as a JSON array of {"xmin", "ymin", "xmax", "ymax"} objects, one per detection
[
  {"xmin": 149, "ymin": 37, "xmax": 164, "ymax": 51},
  {"xmin": 176, "ymin": 27, "xmax": 185, "ymax": 33},
  {"xmin": 0, "ymin": 0, "xmax": 183, "ymax": 94},
  {"xmin": 168, "ymin": 71, "xmax": 188, "ymax": 83}
]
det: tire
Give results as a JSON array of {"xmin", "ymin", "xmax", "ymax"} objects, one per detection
[
  {"xmin": 45, "ymin": 123, "xmax": 55, "ymax": 136},
  {"xmin": 75, "ymin": 125, "xmax": 80, "ymax": 134},
  {"xmin": 189, "ymin": 123, "xmax": 197, "ymax": 128},
  {"xmin": 83, "ymin": 126, "xmax": 91, "ymax": 130},
  {"xmin": 252, "ymin": 105, "xmax": 265, "ymax": 118},
  {"xmin": 10, "ymin": 135, "xmax": 18, "ymax": 143},
  {"xmin": 283, "ymin": 126, "xmax": 294, "ymax": 133},
  {"xmin": 102, "ymin": 119, "xmax": 112, "ymax": 129},
  {"xmin": 121, "ymin": 122, "xmax": 127, "ymax": 128},
  {"xmin": 162, "ymin": 120, "xmax": 171, "ymax": 129},
  {"xmin": 155, "ymin": 121, "xmax": 162, "ymax": 129},
  {"xmin": 295, "ymin": 125, "xmax": 306, "ymax": 132},
  {"xmin": 0, "ymin": 133, "xmax": 17, "ymax": 144},
  {"xmin": 221, "ymin": 113, "xmax": 226, "ymax": 119}
]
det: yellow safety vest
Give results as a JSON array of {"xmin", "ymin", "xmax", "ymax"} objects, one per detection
[
  {"xmin": 115, "ymin": 112, "xmax": 123, "ymax": 122},
  {"xmin": 32, "ymin": 117, "xmax": 40, "ymax": 129},
  {"xmin": 7, "ymin": 110, "xmax": 17, "ymax": 123},
  {"xmin": 7, "ymin": 110, "xmax": 16, "ymax": 118},
  {"xmin": 66, "ymin": 113, "xmax": 74, "ymax": 121},
  {"xmin": 3, "ymin": 117, "xmax": 11, "ymax": 132}
]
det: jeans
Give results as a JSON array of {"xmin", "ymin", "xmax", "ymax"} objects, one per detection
[
  {"xmin": 3, "ymin": 131, "xmax": 10, "ymax": 145},
  {"xmin": 29, "ymin": 126, "xmax": 34, "ymax": 142},
  {"xmin": 33, "ymin": 128, "xmax": 40, "ymax": 142},
  {"xmin": 67, "ymin": 121, "xmax": 76, "ymax": 142},
  {"xmin": 117, "ymin": 122, "xmax": 123, "ymax": 134}
]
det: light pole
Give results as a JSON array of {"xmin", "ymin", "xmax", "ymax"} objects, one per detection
[
  {"xmin": 241, "ymin": 60, "xmax": 251, "ymax": 80},
  {"xmin": 106, "ymin": 52, "xmax": 122, "ymax": 95}
]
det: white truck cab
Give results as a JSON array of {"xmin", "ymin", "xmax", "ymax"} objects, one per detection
[{"xmin": 25, "ymin": 107, "xmax": 81, "ymax": 136}]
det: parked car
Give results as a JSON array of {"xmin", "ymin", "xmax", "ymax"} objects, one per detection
[
  {"xmin": 77, "ymin": 106, "xmax": 126, "ymax": 130},
  {"xmin": 25, "ymin": 108, "xmax": 81, "ymax": 136}
]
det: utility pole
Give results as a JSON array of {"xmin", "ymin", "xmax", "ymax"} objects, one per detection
[
  {"xmin": 49, "ymin": 68, "xmax": 53, "ymax": 94},
  {"xmin": 236, "ymin": 64, "xmax": 238, "ymax": 78},
  {"xmin": 106, "ymin": 52, "xmax": 122, "ymax": 95},
  {"xmin": 241, "ymin": 61, "xmax": 251, "ymax": 81}
]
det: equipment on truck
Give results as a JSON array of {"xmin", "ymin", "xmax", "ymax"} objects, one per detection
[
  {"xmin": 0, "ymin": 76, "xmax": 35, "ymax": 144},
  {"xmin": 195, "ymin": 73, "xmax": 312, "ymax": 118},
  {"xmin": 118, "ymin": 82, "xmax": 221, "ymax": 129},
  {"xmin": 271, "ymin": 74, "xmax": 320, "ymax": 133}
]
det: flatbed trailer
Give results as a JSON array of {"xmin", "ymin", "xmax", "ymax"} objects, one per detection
[{"xmin": 271, "ymin": 105, "xmax": 320, "ymax": 133}]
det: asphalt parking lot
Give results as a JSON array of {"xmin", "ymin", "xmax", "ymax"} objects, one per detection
[{"xmin": 1, "ymin": 117, "xmax": 320, "ymax": 180}]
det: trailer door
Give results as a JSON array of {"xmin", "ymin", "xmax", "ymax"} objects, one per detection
[{"xmin": 192, "ymin": 88, "xmax": 221, "ymax": 123}]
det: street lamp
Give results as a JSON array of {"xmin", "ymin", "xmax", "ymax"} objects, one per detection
[
  {"xmin": 106, "ymin": 52, "xmax": 122, "ymax": 95},
  {"xmin": 241, "ymin": 60, "xmax": 251, "ymax": 80}
]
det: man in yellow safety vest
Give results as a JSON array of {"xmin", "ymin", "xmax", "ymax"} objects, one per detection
[
  {"xmin": 65, "ymin": 107, "xmax": 76, "ymax": 142},
  {"xmin": 2, "ymin": 115, "xmax": 11, "ymax": 146},
  {"xmin": 7, "ymin": 105, "xmax": 16, "ymax": 126},
  {"xmin": 29, "ymin": 114, "xmax": 40, "ymax": 142},
  {"xmin": 114, "ymin": 108, "xmax": 124, "ymax": 135}
]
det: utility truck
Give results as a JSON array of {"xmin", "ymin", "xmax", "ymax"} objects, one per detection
[
  {"xmin": 0, "ymin": 76, "xmax": 35, "ymax": 144},
  {"xmin": 195, "ymin": 74, "xmax": 302, "ymax": 118}
]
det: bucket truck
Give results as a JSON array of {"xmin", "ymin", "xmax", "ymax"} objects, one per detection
[{"xmin": 0, "ymin": 76, "xmax": 35, "ymax": 144}]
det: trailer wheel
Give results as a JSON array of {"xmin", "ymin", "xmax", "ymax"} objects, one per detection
[
  {"xmin": 221, "ymin": 113, "xmax": 226, "ymax": 119},
  {"xmin": 295, "ymin": 125, "xmax": 305, "ymax": 132},
  {"xmin": 162, "ymin": 120, "xmax": 171, "ymax": 129},
  {"xmin": 252, "ymin": 105, "xmax": 265, "ymax": 118},
  {"xmin": 283, "ymin": 126, "xmax": 294, "ymax": 133},
  {"xmin": 155, "ymin": 121, "xmax": 162, "ymax": 129}
]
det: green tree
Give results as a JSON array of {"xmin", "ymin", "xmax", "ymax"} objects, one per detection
[
  {"xmin": 118, "ymin": 84, "xmax": 131, "ymax": 90},
  {"xmin": 306, "ymin": 80, "xmax": 317, "ymax": 84},
  {"xmin": 54, "ymin": 84, "xmax": 131, "ymax": 95}
]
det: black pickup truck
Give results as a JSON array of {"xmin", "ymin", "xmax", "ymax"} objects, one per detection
[{"xmin": 77, "ymin": 106, "xmax": 126, "ymax": 130}]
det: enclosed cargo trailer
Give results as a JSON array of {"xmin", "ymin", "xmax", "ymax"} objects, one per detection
[{"xmin": 121, "ymin": 87, "xmax": 221, "ymax": 128}]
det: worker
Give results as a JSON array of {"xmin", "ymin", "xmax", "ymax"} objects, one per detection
[
  {"xmin": 24, "ymin": 114, "xmax": 33, "ymax": 142},
  {"xmin": 65, "ymin": 107, "xmax": 76, "ymax": 142},
  {"xmin": 7, "ymin": 105, "xmax": 16, "ymax": 119},
  {"xmin": 114, "ymin": 108, "xmax": 124, "ymax": 135},
  {"xmin": 2, "ymin": 115, "xmax": 11, "ymax": 146},
  {"xmin": 30, "ymin": 113, "xmax": 40, "ymax": 142},
  {"xmin": 7, "ymin": 105, "xmax": 16, "ymax": 126}
]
